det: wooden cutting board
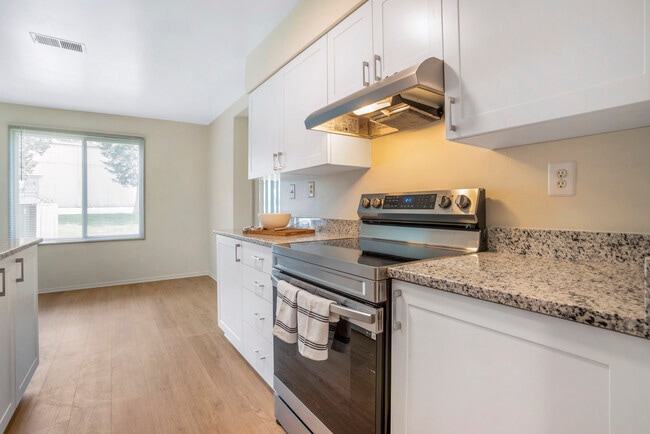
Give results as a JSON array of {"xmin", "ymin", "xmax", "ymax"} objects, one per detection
[{"xmin": 242, "ymin": 227, "xmax": 315, "ymax": 236}]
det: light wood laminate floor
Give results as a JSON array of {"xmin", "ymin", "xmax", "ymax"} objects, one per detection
[{"xmin": 6, "ymin": 276, "xmax": 283, "ymax": 434}]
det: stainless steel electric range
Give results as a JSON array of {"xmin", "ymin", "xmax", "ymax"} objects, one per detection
[{"xmin": 271, "ymin": 188, "xmax": 486, "ymax": 434}]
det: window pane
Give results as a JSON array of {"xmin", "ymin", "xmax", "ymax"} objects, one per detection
[
  {"xmin": 9, "ymin": 126, "xmax": 144, "ymax": 243},
  {"xmin": 17, "ymin": 133, "xmax": 83, "ymax": 239},
  {"xmin": 87, "ymin": 141, "xmax": 142, "ymax": 237}
]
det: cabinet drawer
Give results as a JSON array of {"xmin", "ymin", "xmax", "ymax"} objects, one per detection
[
  {"xmin": 243, "ymin": 323, "xmax": 274, "ymax": 388},
  {"xmin": 241, "ymin": 242, "xmax": 272, "ymax": 274},
  {"xmin": 243, "ymin": 288, "xmax": 274, "ymax": 340},
  {"xmin": 241, "ymin": 265, "xmax": 273, "ymax": 303}
]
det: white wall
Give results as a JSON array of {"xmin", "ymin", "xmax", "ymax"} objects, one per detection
[
  {"xmin": 281, "ymin": 121, "xmax": 650, "ymax": 234},
  {"xmin": 0, "ymin": 102, "xmax": 210, "ymax": 292}
]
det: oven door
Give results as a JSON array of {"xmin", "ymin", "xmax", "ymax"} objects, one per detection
[{"xmin": 272, "ymin": 269, "xmax": 387, "ymax": 434}]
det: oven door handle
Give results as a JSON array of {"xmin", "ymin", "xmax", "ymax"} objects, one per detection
[
  {"xmin": 272, "ymin": 272, "xmax": 383, "ymax": 333},
  {"xmin": 330, "ymin": 304, "xmax": 375, "ymax": 325}
]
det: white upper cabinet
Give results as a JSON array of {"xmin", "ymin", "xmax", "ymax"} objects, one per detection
[
  {"xmin": 443, "ymin": 0, "xmax": 650, "ymax": 149},
  {"xmin": 328, "ymin": 0, "xmax": 442, "ymax": 102},
  {"xmin": 372, "ymin": 0, "xmax": 443, "ymax": 79},
  {"xmin": 249, "ymin": 35, "xmax": 371, "ymax": 179},
  {"xmin": 249, "ymin": 72, "xmax": 283, "ymax": 179},
  {"xmin": 327, "ymin": 1, "xmax": 374, "ymax": 102}
]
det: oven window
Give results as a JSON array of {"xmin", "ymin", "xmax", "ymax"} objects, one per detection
[{"xmin": 274, "ymin": 320, "xmax": 381, "ymax": 433}]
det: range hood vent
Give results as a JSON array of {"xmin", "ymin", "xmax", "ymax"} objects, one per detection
[
  {"xmin": 30, "ymin": 32, "xmax": 86, "ymax": 53},
  {"xmin": 305, "ymin": 57, "xmax": 444, "ymax": 139}
]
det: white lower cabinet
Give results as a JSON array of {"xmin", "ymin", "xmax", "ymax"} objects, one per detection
[
  {"xmin": 216, "ymin": 236, "xmax": 243, "ymax": 352},
  {"xmin": 391, "ymin": 280, "xmax": 650, "ymax": 434},
  {"xmin": 217, "ymin": 236, "xmax": 274, "ymax": 388},
  {"xmin": 0, "ymin": 244, "xmax": 40, "ymax": 434},
  {"xmin": 0, "ymin": 260, "xmax": 16, "ymax": 433}
]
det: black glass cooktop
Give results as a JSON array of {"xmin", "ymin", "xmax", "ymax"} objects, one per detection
[{"xmin": 272, "ymin": 237, "xmax": 468, "ymax": 279}]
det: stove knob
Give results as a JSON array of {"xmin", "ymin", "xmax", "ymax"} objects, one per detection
[
  {"xmin": 371, "ymin": 197, "xmax": 383, "ymax": 208},
  {"xmin": 455, "ymin": 194, "xmax": 471, "ymax": 209},
  {"xmin": 361, "ymin": 198, "xmax": 371, "ymax": 208},
  {"xmin": 438, "ymin": 195, "xmax": 452, "ymax": 209}
]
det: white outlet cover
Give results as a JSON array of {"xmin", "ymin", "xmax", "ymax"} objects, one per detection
[{"xmin": 548, "ymin": 161, "xmax": 576, "ymax": 196}]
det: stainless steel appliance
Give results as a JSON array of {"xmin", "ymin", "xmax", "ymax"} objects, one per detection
[{"xmin": 272, "ymin": 188, "xmax": 486, "ymax": 434}]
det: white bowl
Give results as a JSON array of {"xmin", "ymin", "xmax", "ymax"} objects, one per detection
[{"xmin": 258, "ymin": 213, "xmax": 291, "ymax": 229}]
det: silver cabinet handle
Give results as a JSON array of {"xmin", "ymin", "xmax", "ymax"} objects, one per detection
[
  {"xmin": 448, "ymin": 96, "xmax": 457, "ymax": 132},
  {"xmin": 392, "ymin": 289, "xmax": 402, "ymax": 331},
  {"xmin": 362, "ymin": 61, "xmax": 370, "ymax": 86},
  {"xmin": 16, "ymin": 258, "xmax": 24, "ymax": 283},
  {"xmin": 0, "ymin": 268, "xmax": 5, "ymax": 297},
  {"xmin": 272, "ymin": 153, "xmax": 278, "ymax": 170},
  {"xmin": 235, "ymin": 243, "xmax": 241, "ymax": 262},
  {"xmin": 276, "ymin": 151, "xmax": 284, "ymax": 170},
  {"xmin": 253, "ymin": 312, "xmax": 266, "ymax": 320},
  {"xmin": 252, "ymin": 281, "xmax": 265, "ymax": 288},
  {"xmin": 251, "ymin": 255, "xmax": 264, "ymax": 262},
  {"xmin": 374, "ymin": 54, "xmax": 382, "ymax": 81}
]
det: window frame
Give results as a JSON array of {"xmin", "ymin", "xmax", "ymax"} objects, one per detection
[{"xmin": 8, "ymin": 125, "xmax": 145, "ymax": 244}]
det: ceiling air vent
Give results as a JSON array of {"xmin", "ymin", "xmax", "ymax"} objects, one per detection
[{"xmin": 29, "ymin": 32, "xmax": 86, "ymax": 53}]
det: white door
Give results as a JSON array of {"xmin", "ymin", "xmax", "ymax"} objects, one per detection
[
  {"xmin": 327, "ymin": 1, "xmax": 373, "ymax": 102},
  {"xmin": 216, "ymin": 236, "xmax": 243, "ymax": 351},
  {"xmin": 372, "ymin": 0, "xmax": 443, "ymax": 79},
  {"xmin": 13, "ymin": 246, "xmax": 39, "ymax": 401},
  {"xmin": 0, "ymin": 261, "xmax": 15, "ymax": 434},
  {"xmin": 392, "ymin": 280, "xmax": 650, "ymax": 434},
  {"xmin": 443, "ymin": 0, "xmax": 650, "ymax": 148},
  {"xmin": 283, "ymin": 36, "xmax": 329, "ymax": 172},
  {"xmin": 249, "ymin": 72, "xmax": 283, "ymax": 179}
]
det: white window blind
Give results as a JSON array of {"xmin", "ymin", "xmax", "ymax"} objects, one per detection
[{"xmin": 8, "ymin": 126, "xmax": 145, "ymax": 243}]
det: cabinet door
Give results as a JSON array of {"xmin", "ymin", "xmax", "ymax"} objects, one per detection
[
  {"xmin": 327, "ymin": 1, "xmax": 373, "ymax": 102},
  {"xmin": 372, "ymin": 0, "xmax": 442, "ymax": 79},
  {"xmin": 283, "ymin": 36, "xmax": 330, "ymax": 173},
  {"xmin": 14, "ymin": 246, "xmax": 39, "ymax": 402},
  {"xmin": 216, "ymin": 236, "xmax": 243, "ymax": 352},
  {"xmin": 0, "ymin": 261, "xmax": 15, "ymax": 434},
  {"xmin": 249, "ymin": 72, "xmax": 283, "ymax": 179},
  {"xmin": 392, "ymin": 280, "xmax": 650, "ymax": 434},
  {"xmin": 443, "ymin": 0, "xmax": 650, "ymax": 149}
]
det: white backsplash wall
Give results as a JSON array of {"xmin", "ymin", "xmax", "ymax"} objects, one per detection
[{"xmin": 280, "ymin": 121, "xmax": 650, "ymax": 234}]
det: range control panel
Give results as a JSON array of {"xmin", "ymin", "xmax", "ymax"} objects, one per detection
[{"xmin": 357, "ymin": 189, "xmax": 486, "ymax": 226}]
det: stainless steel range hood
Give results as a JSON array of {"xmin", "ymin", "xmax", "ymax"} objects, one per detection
[{"xmin": 305, "ymin": 57, "xmax": 445, "ymax": 139}]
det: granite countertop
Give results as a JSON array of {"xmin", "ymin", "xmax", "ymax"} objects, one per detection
[
  {"xmin": 389, "ymin": 252, "xmax": 649, "ymax": 339},
  {"xmin": 212, "ymin": 229, "xmax": 354, "ymax": 247},
  {"xmin": 0, "ymin": 238, "xmax": 43, "ymax": 261}
]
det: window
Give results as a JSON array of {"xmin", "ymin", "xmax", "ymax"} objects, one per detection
[{"xmin": 8, "ymin": 126, "xmax": 145, "ymax": 243}]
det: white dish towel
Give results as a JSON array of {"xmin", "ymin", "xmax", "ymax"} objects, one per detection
[
  {"xmin": 273, "ymin": 280, "xmax": 301, "ymax": 344},
  {"xmin": 297, "ymin": 290, "xmax": 340, "ymax": 361}
]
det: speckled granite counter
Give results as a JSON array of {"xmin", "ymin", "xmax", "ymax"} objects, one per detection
[
  {"xmin": 0, "ymin": 238, "xmax": 42, "ymax": 260},
  {"xmin": 389, "ymin": 236, "xmax": 650, "ymax": 339},
  {"xmin": 213, "ymin": 218, "xmax": 359, "ymax": 247}
]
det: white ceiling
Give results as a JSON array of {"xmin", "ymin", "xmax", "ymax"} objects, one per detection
[{"xmin": 0, "ymin": 0, "xmax": 300, "ymax": 124}]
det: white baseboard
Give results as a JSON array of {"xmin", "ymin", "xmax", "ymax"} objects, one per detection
[
  {"xmin": 208, "ymin": 272, "xmax": 217, "ymax": 282},
  {"xmin": 38, "ymin": 271, "xmax": 211, "ymax": 294}
]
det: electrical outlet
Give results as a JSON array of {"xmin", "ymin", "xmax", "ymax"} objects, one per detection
[
  {"xmin": 289, "ymin": 184, "xmax": 296, "ymax": 199},
  {"xmin": 308, "ymin": 181, "xmax": 315, "ymax": 198},
  {"xmin": 548, "ymin": 161, "xmax": 576, "ymax": 196}
]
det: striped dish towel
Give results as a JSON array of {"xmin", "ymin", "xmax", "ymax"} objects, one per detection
[
  {"xmin": 297, "ymin": 291, "xmax": 340, "ymax": 361},
  {"xmin": 273, "ymin": 280, "xmax": 301, "ymax": 343}
]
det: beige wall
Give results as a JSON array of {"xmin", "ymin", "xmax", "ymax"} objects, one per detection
[
  {"xmin": 281, "ymin": 122, "xmax": 650, "ymax": 234},
  {"xmin": 245, "ymin": 0, "xmax": 365, "ymax": 92},
  {"xmin": 208, "ymin": 95, "xmax": 254, "ymax": 278},
  {"xmin": 0, "ymin": 102, "xmax": 210, "ymax": 292}
]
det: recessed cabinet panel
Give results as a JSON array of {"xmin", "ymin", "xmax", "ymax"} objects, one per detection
[
  {"xmin": 392, "ymin": 280, "xmax": 650, "ymax": 433},
  {"xmin": 248, "ymin": 73, "xmax": 283, "ymax": 179},
  {"xmin": 372, "ymin": 0, "xmax": 442, "ymax": 78},
  {"xmin": 443, "ymin": 0, "xmax": 650, "ymax": 148},
  {"xmin": 327, "ymin": 1, "xmax": 373, "ymax": 102},
  {"xmin": 216, "ymin": 236, "xmax": 243, "ymax": 351},
  {"xmin": 14, "ymin": 247, "xmax": 39, "ymax": 401},
  {"xmin": 0, "ymin": 262, "xmax": 15, "ymax": 434}
]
